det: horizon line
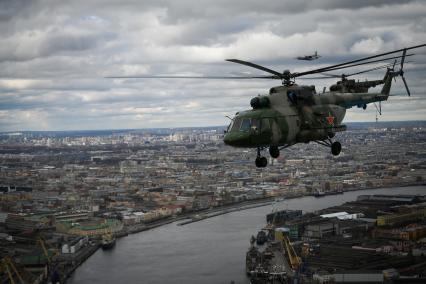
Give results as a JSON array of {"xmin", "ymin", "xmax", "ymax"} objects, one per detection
[{"xmin": 1, "ymin": 120, "xmax": 425, "ymax": 134}]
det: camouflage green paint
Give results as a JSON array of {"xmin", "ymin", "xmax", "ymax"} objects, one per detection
[{"xmin": 223, "ymin": 70, "xmax": 394, "ymax": 148}]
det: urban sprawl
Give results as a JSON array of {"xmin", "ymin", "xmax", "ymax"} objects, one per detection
[{"xmin": 0, "ymin": 121, "xmax": 425, "ymax": 283}]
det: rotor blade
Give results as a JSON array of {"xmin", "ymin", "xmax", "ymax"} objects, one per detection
[
  {"xmin": 226, "ymin": 59, "xmax": 283, "ymax": 78},
  {"xmin": 401, "ymin": 76, "xmax": 411, "ymax": 96},
  {"xmin": 345, "ymin": 63, "xmax": 394, "ymax": 76},
  {"xmin": 348, "ymin": 60, "xmax": 413, "ymax": 77},
  {"xmin": 401, "ymin": 48, "xmax": 406, "ymax": 69},
  {"xmin": 297, "ymin": 54, "xmax": 414, "ymax": 77},
  {"xmin": 303, "ymin": 61, "xmax": 410, "ymax": 79},
  {"xmin": 105, "ymin": 75, "xmax": 279, "ymax": 79},
  {"xmin": 319, "ymin": 72, "xmax": 341, "ymax": 78},
  {"xmin": 316, "ymin": 64, "xmax": 393, "ymax": 78},
  {"xmin": 299, "ymin": 76, "xmax": 338, "ymax": 79},
  {"xmin": 293, "ymin": 43, "xmax": 426, "ymax": 77}
]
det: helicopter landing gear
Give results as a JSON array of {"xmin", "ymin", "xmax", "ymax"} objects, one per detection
[
  {"xmin": 315, "ymin": 139, "xmax": 342, "ymax": 156},
  {"xmin": 255, "ymin": 157, "xmax": 267, "ymax": 168},
  {"xmin": 255, "ymin": 147, "xmax": 267, "ymax": 168},
  {"xmin": 331, "ymin": 141, "xmax": 341, "ymax": 156},
  {"xmin": 269, "ymin": 146, "xmax": 280, "ymax": 158}
]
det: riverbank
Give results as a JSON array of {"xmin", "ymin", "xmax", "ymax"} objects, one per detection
[
  {"xmin": 116, "ymin": 182, "xmax": 425, "ymax": 235},
  {"xmin": 169, "ymin": 182, "xmax": 425, "ymax": 227},
  {"xmin": 124, "ymin": 197, "xmax": 275, "ymax": 234},
  {"xmin": 176, "ymin": 201, "xmax": 274, "ymax": 226}
]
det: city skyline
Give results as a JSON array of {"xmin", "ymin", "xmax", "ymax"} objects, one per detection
[{"xmin": 1, "ymin": 0, "xmax": 426, "ymax": 131}]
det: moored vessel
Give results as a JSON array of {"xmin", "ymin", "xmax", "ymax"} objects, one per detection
[{"xmin": 101, "ymin": 234, "xmax": 116, "ymax": 249}]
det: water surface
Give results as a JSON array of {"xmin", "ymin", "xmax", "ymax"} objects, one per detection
[{"xmin": 69, "ymin": 186, "xmax": 425, "ymax": 284}]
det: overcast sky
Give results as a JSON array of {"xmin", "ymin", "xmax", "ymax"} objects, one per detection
[{"xmin": 1, "ymin": 0, "xmax": 425, "ymax": 131}]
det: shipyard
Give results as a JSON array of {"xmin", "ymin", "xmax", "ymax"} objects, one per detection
[{"xmin": 247, "ymin": 193, "xmax": 426, "ymax": 283}]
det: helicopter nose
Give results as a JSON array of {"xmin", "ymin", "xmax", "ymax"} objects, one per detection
[
  {"xmin": 223, "ymin": 133, "xmax": 233, "ymax": 145},
  {"xmin": 223, "ymin": 132, "xmax": 249, "ymax": 147}
]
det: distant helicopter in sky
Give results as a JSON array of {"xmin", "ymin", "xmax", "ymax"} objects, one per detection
[{"xmin": 296, "ymin": 51, "xmax": 321, "ymax": 61}]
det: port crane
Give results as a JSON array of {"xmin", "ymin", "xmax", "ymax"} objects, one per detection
[
  {"xmin": 266, "ymin": 208, "xmax": 302, "ymax": 271},
  {"xmin": 0, "ymin": 256, "xmax": 36, "ymax": 284},
  {"xmin": 275, "ymin": 228, "xmax": 302, "ymax": 271},
  {"xmin": 36, "ymin": 236, "xmax": 57, "ymax": 264}
]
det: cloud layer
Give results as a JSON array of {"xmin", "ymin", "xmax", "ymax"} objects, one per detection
[{"xmin": 0, "ymin": 0, "xmax": 425, "ymax": 131}]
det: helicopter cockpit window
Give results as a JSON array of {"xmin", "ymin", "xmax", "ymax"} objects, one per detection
[
  {"xmin": 227, "ymin": 120, "xmax": 234, "ymax": 132},
  {"xmin": 240, "ymin": 118, "xmax": 251, "ymax": 132},
  {"xmin": 287, "ymin": 91, "xmax": 298, "ymax": 105},
  {"xmin": 230, "ymin": 117, "xmax": 241, "ymax": 132}
]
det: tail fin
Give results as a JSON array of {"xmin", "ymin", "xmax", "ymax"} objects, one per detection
[{"xmin": 380, "ymin": 69, "xmax": 393, "ymax": 96}]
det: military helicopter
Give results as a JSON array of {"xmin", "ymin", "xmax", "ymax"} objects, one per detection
[{"xmin": 108, "ymin": 43, "xmax": 425, "ymax": 168}]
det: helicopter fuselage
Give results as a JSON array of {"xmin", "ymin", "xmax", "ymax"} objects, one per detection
[{"xmin": 223, "ymin": 82, "xmax": 389, "ymax": 149}]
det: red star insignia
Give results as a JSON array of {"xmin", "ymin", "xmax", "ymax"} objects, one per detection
[{"xmin": 326, "ymin": 113, "xmax": 335, "ymax": 125}]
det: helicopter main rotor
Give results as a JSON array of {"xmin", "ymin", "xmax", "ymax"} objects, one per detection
[{"xmin": 225, "ymin": 44, "xmax": 425, "ymax": 86}]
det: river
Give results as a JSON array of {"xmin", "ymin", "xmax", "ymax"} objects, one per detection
[{"xmin": 68, "ymin": 185, "xmax": 425, "ymax": 284}]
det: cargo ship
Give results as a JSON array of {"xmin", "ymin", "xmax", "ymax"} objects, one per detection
[
  {"xmin": 101, "ymin": 234, "xmax": 116, "ymax": 249},
  {"xmin": 246, "ymin": 210, "xmax": 306, "ymax": 282},
  {"xmin": 245, "ymin": 227, "xmax": 297, "ymax": 283}
]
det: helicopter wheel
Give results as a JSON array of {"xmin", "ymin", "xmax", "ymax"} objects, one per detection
[
  {"xmin": 255, "ymin": 157, "xmax": 268, "ymax": 168},
  {"xmin": 331, "ymin": 141, "xmax": 342, "ymax": 156},
  {"xmin": 269, "ymin": 146, "xmax": 280, "ymax": 158}
]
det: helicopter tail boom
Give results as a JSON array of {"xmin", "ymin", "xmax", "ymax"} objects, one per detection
[{"xmin": 380, "ymin": 68, "xmax": 392, "ymax": 96}]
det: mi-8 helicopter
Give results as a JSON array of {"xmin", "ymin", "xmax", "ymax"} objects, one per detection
[{"xmin": 108, "ymin": 43, "xmax": 425, "ymax": 168}]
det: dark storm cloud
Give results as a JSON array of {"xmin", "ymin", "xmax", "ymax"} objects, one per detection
[
  {"xmin": 40, "ymin": 33, "xmax": 115, "ymax": 57},
  {"xmin": 156, "ymin": 0, "xmax": 420, "ymax": 22},
  {"xmin": 0, "ymin": 0, "xmax": 35, "ymax": 22},
  {"xmin": 0, "ymin": 32, "xmax": 115, "ymax": 63}
]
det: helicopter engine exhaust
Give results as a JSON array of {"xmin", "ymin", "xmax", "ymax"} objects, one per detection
[{"xmin": 250, "ymin": 96, "xmax": 270, "ymax": 109}]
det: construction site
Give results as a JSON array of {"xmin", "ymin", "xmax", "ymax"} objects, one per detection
[{"xmin": 246, "ymin": 194, "xmax": 426, "ymax": 283}]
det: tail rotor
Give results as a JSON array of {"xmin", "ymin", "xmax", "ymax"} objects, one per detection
[{"xmin": 397, "ymin": 48, "xmax": 411, "ymax": 96}]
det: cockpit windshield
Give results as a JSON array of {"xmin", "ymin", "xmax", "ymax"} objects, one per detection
[
  {"xmin": 227, "ymin": 117, "xmax": 241, "ymax": 132},
  {"xmin": 240, "ymin": 118, "xmax": 251, "ymax": 132},
  {"xmin": 228, "ymin": 117, "xmax": 264, "ymax": 133}
]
